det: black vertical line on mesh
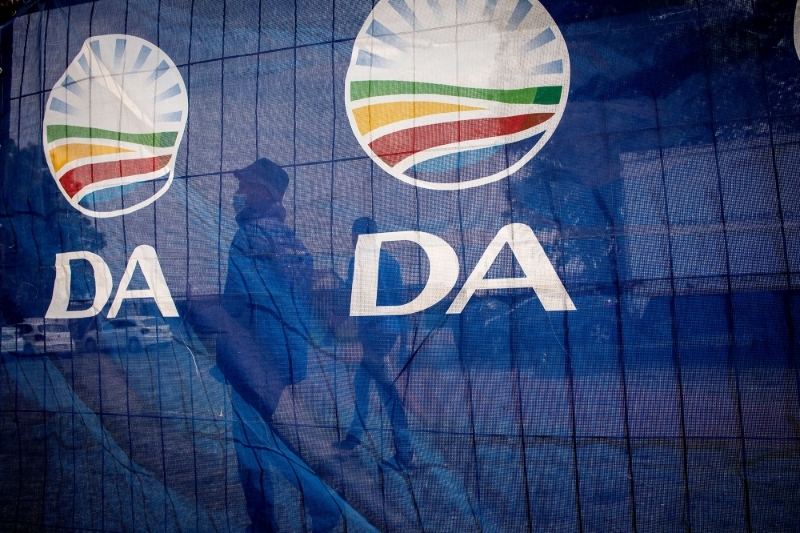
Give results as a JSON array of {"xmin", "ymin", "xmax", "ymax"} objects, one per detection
[
  {"xmin": 290, "ymin": 5, "xmax": 310, "ymax": 530},
  {"xmin": 53, "ymin": 11, "xmax": 88, "ymax": 527},
  {"xmin": 84, "ymin": 4, "xmax": 107, "ymax": 530},
  {"xmin": 369, "ymin": 161, "xmax": 374, "ymax": 219},
  {"xmin": 653, "ymin": 95, "xmax": 693, "ymax": 533},
  {"xmin": 292, "ymin": 0, "xmax": 297, "ymax": 274},
  {"xmin": 119, "ymin": 2, "xmax": 138, "ymax": 528},
  {"xmin": 409, "ymin": 147, "xmax": 422, "ymax": 396},
  {"xmin": 366, "ymin": 30, "xmax": 375, "ymax": 491},
  {"xmin": 406, "ymin": 66, "xmax": 423, "ymax": 475},
  {"xmin": 374, "ymin": 157, "xmax": 389, "ymax": 525},
  {"xmin": 149, "ymin": 2, "xmax": 189, "ymax": 528},
  {"xmin": 406, "ymin": 1, "xmax": 424, "ymax": 464},
  {"xmin": 455, "ymin": 164, "xmax": 485, "ymax": 533},
  {"xmin": 218, "ymin": 0, "xmax": 226, "ymax": 305},
  {"xmin": 331, "ymin": 18, "xmax": 351, "ymax": 509},
  {"xmin": 24, "ymin": 10, "xmax": 45, "ymax": 286},
  {"xmin": 53, "ymin": 7, "xmax": 82, "ymax": 523},
  {"xmin": 170, "ymin": 0, "xmax": 196, "ymax": 527},
  {"xmin": 328, "ymin": 9, "xmax": 345, "ymax": 519},
  {"xmin": 0, "ymin": 12, "xmax": 25, "ymax": 525},
  {"xmin": 34, "ymin": 6, "xmax": 50, "ymax": 529},
  {"xmin": 236, "ymin": 0, "xmax": 260, "ymax": 531},
  {"xmin": 363, "ymin": 4, "xmax": 391, "ymax": 528},
  {"xmin": 451, "ymin": 6, "xmax": 484, "ymax": 529},
  {"xmin": 694, "ymin": 3, "xmax": 752, "ymax": 531},
  {"xmin": 38, "ymin": 7, "xmax": 54, "ymax": 348},
  {"xmin": 1, "ymin": 8, "xmax": 21, "ymax": 521},
  {"xmin": 330, "ymin": 2, "xmax": 336, "ymax": 296},
  {"xmin": 53, "ymin": 7, "xmax": 80, "ymax": 524},
  {"xmin": 204, "ymin": 2, "xmax": 231, "ymax": 530},
  {"xmin": 366, "ymin": 59, "xmax": 390, "ymax": 533},
  {"xmin": 590, "ymin": 133, "xmax": 637, "ymax": 533},
  {"xmin": 752, "ymin": 2, "xmax": 800, "ymax": 441},
  {"xmin": 409, "ymin": 207, "xmax": 422, "ymax": 393},
  {"xmin": 0, "ymin": 0, "xmax": 19, "ymax": 321},
  {"xmin": 543, "ymin": 178, "xmax": 582, "ymax": 533},
  {"xmin": 504, "ymin": 150, "xmax": 533, "ymax": 533},
  {"xmin": 408, "ymin": 129, "xmax": 422, "ymax": 421},
  {"xmin": 405, "ymin": 145, "xmax": 426, "ymax": 533},
  {"xmin": 0, "ymin": 0, "xmax": 10, "ymax": 135},
  {"xmin": 255, "ymin": 0, "xmax": 261, "ymax": 161}
]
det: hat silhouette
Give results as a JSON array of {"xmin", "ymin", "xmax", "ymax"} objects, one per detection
[
  {"xmin": 351, "ymin": 216, "xmax": 378, "ymax": 236},
  {"xmin": 233, "ymin": 158, "xmax": 289, "ymax": 199}
]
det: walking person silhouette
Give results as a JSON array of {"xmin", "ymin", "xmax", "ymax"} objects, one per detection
[
  {"xmin": 196, "ymin": 158, "xmax": 351, "ymax": 533},
  {"xmin": 333, "ymin": 217, "xmax": 413, "ymax": 471}
]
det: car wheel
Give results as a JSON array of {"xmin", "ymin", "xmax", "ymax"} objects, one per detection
[
  {"xmin": 127, "ymin": 337, "xmax": 141, "ymax": 355},
  {"xmin": 22, "ymin": 343, "xmax": 35, "ymax": 356},
  {"xmin": 84, "ymin": 337, "xmax": 97, "ymax": 353}
]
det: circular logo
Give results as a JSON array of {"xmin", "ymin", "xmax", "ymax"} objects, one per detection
[
  {"xmin": 43, "ymin": 35, "xmax": 188, "ymax": 218},
  {"xmin": 345, "ymin": 0, "xmax": 570, "ymax": 190}
]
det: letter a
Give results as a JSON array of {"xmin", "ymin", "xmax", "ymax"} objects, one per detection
[
  {"xmin": 447, "ymin": 224, "xmax": 576, "ymax": 314},
  {"xmin": 108, "ymin": 245, "xmax": 179, "ymax": 318},
  {"xmin": 351, "ymin": 231, "xmax": 460, "ymax": 316},
  {"xmin": 46, "ymin": 251, "xmax": 114, "ymax": 319}
]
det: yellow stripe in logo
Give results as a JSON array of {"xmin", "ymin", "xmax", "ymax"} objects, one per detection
[
  {"xmin": 49, "ymin": 143, "xmax": 136, "ymax": 172},
  {"xmin": 352, "ymin": 101, "xmax": 485, "ymax": 135}
]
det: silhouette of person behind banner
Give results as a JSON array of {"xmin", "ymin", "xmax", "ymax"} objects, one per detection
[
  {"xmin": 333, "ymin": 217, "xmax": 413, "ymax": 470},
  {"xmin": 210, "ymin": 158, "xmax": 343, "ymax": 533}
]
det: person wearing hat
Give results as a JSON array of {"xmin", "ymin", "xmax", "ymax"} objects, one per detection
[
  {"xmin": 332, "ymin": 217, "xmax": 414, "ymax": 471},
  {"xmin": 218, "ymin": 158, "xmax": 342, "ymax": 533},
  {"xmin": 223, "ymin": 157, "xmax": 310, "ymax": 394}
]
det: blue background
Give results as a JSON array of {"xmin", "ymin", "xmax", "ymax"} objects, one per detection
[{"xmin": 2, "ymin": 0, "xmax": 800, "ymax": 531}]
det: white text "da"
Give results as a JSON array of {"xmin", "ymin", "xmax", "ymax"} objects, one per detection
[
  {"xmin": 350, "ymin": 223, "xmax": 576, "ymax": 316},
  {"xmin": 45, "ymin": 245, "xmax": 178, "ymax": 319}
]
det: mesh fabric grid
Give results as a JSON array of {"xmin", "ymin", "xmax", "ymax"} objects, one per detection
[{"xmin": 1, "ymin": 0, "xmax": 800, "ymax": 532}]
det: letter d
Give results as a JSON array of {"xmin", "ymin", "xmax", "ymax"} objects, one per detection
[
  {"xmin": 350, "ymin": 231, "xmax": 459, "ymax": 316},
  {"xmin": 45, "ymin": 251, "xmax": 113, "ymax": 319}
]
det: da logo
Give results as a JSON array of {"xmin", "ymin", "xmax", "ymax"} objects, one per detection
[
  {"xmin": 43, "ymin": 35, "xmax": 188, "ymax": 218},
  {"xmin": 345, "ymin": 0, "xmax": 570, "ymax": 190}
]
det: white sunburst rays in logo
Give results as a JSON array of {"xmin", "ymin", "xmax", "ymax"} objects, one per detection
[
  {"xmin": 345, "ymin": 0, "xmax": 570, "ymax": 190},
  {"xmin": 43, "ymin": 34, "xmax": 188, "ymax": 218}
]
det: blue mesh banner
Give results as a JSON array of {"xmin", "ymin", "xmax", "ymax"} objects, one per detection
[{"xmin": 2, "ymin": 0, "xmax": 800, "ymax": 531}]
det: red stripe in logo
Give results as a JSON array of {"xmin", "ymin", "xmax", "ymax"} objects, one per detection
[
  {"xmin": 60, "ymin": 155, "xmax": 173, "ymax": 198},
  {"xmin": 369, "ymin": 113, "xmax": 554, "ymax": 167}
]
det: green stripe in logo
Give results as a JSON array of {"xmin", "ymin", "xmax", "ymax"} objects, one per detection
[
  {"xmin": 46, "ymin": 125, "xmax": 178, "ymax": 148},
  {"xmin": 350, "ymin": 81, "xmax": 562, "ymax": 105}
]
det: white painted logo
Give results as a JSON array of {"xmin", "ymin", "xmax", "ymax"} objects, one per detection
[
  {"xmin": 350, "ymin": 224, "xmax": 575, "ymax": 315},
  {"xmin": 345, "ymin": 0, "xmax": 570, "ymax": 190},
  {"xmin": 46, "ymin": 246, "xmax": 178, "ymax": 319},
  {"xmin": 43, "ymin": 35, "xmax": 188, "ymax": 218}
]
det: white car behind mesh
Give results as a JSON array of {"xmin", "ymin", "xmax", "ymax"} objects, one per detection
[{"xmin": 81, "ymin": 316, "xmax": 173, "ymax": 354}]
